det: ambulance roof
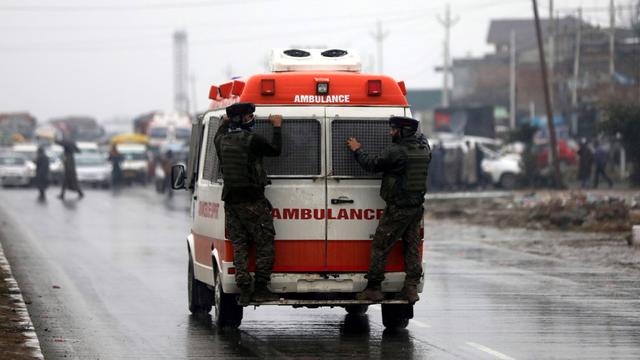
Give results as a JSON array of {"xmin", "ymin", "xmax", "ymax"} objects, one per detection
[{"xmin": 209, "ymin": 71, "xmax": 408, "ymax": 109}]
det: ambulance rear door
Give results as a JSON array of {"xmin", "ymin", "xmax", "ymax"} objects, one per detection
[
  {"xmin": 254, "ymin": 106, "xmax": 327, "ymax": 272},
  {"xmin": 325, "ymin": 107, "xmax": 408, "ymax": 272}
]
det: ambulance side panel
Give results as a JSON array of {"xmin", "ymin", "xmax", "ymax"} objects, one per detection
[{"xmin": 191, "ymin": 112, "xmax": 225, "ymax": 287}]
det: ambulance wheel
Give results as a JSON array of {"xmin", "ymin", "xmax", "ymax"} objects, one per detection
[
  {"xmin": 381, "ymin": 304, "xmax": 412, "ymax": 330},
  {"xmin": 214, "ymin": 269, "xmax": 243, "ymax": 328},
  {"xmin": 345, "ymin": 305, "xmax": 369, "ymax": 315},
  {"xmin": 188, "ymin": 257, "xmax": 213, "ymax": 314}
]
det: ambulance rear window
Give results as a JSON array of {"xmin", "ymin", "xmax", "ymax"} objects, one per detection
[
  {"xmin": 331, "ymin": 119, "xmax": 392, "ymax": 177},
  {"xmin": 254, "ymin": 118, "xmax": 321, "ymax": 177}
]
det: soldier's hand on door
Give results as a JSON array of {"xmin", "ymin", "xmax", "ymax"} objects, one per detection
[
  {"xmin": 269, "ymin": 114, "xmax": 283, "ymax": 127},
  {"xmin": 347, "ymin": 137, "xmax": 361, "ymax": 152}
]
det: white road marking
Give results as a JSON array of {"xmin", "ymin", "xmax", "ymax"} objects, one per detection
[
  {"xmin": 409, "ymin": 319, "xmax": 431, "ymax": 328},
  {"xmin": 466, "ymin": 342, "xmax": 516, "ymax": 360}
]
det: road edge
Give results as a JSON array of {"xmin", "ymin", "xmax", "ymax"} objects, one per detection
[{"xmin": 0, "ymin": 241, "xmax": 44, "ymax": 359}]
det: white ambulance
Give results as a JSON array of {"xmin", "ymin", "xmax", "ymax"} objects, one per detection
[{"xmin": 172, "ymin": 49, "xmax": 426, "ymax": 329}]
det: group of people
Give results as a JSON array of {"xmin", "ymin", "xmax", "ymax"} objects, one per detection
[
  {"xmin": 429, "ymin": 140, "xmax": 485, "ymax": 192},
  {"xmin": 215, "ymin": 102, "xmax": 431, "ymax": 306},
  {"xmin": 577, "ymin": 139, "xmax": 614, "ymax": 189}
]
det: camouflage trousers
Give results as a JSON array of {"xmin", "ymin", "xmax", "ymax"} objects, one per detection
[
  {"xmin": 366, "ymin": 204, "xmax": 424, "ymax": 288},
  {"xmin": 225, "ymin": 198, "xmax": 276, "ymax": 289}
]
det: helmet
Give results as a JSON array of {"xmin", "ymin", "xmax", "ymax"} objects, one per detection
[
  {"xmin": 226, "ymin": 102, "xmax": 256, "ymax": 129},
  {"xmin": 389, "ymin": 116, "xmax": 419, "ymax": 132}
]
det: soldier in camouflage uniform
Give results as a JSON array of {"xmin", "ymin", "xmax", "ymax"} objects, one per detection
[
  {"xmin": 347, "ymin": 116, "xmax": 431, "ymax": 303},
  {"xmin": 214, "ymin": 102, "xmax": 283, "ymax": 306}
]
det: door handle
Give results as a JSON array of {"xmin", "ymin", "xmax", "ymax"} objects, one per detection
[{"xmin": 331, "ymin": 197, "xmax": 354, "ymax": 205}]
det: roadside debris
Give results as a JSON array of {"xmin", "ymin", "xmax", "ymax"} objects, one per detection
[{"xmin": 428, "ymin": 190, "xmax": 639, "ymax": 234}]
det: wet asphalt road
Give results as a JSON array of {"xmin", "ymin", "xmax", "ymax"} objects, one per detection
[{"xmin": 1, "ymin": 187, "xmax": 640, "ymax": 359}]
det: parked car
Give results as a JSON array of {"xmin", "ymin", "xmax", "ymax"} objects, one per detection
[
  {"xmin": 0, "ymin": 152, "xmax": 35, "ymax": 187},
  {"xmin": 479, "ymin": 145, "xmax": 522, "ymax": 189},
  {"xmin": 76, "ymin": 153, "xmax": 112, "ymax": 188}
]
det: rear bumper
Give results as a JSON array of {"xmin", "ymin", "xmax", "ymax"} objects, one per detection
[{"xmin": 219, "ymin": 261, "xmax": 425, "ymax": 294}]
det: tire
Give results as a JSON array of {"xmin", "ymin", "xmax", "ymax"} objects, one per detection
[
  {"xmin": 188, "ymin": 257, "xmax": 213, "ymax": 314},
  {"xmin": 345, "ymin": 304, "xmax": 369, "ymax": 315},
  {"xmin": 499, "ymin": 172, "xmax": 518, "ymax": 190},
  {"xmin": 213, "ymin": 268, "xmax": 243, "ymax": 328},
  {"xmin": 381, "ymin": 304, "xmax": 412, "ymax": 330}
]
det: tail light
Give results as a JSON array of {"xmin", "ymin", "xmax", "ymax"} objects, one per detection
[
  {"xmin": 227, "ymin": 267, "xmax": 236, "ymax": 274},
  {"xmin": 208, "ymin": 85, "xmax": 219, "ymax": 100},
  {"xmin": 368, "ymin": 79, "xmax": 382, "ymax": 96},
  {"xmin": 397, "ymin": 81, "xmax": 407, "ymax": 95},
  {"xmin": 261, "ymin": 79, "xmax": 275, "ymax": 95},
  {"xmin": 231, "ymin": 80, "xmax": 245, "ymax": 96},
  {"xmin": 219, "ymin": 82, "xmax": 233, "ymax": 98}
]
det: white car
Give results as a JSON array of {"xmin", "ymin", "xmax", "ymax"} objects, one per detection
[
  {"xmin": 479, "ymin": 145, "xmax": 522, "ymax": 189},
  {"xmin": 76, "ymin": 153, "xmax": 112, "ymax": 188},
  {"xmin": 0, "ymin": 153, "xmax": 36, "ymax": 186}
]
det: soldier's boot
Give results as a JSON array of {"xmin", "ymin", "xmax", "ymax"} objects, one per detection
[
  {"xmin": 252, "ymin": 283, "xmax": 280, "ymax": 302},
  {"xmin": 395, "ymin": 285, "xmax": 419, "ymax": 303},
  {"xmin": 356, "ymin": 285, "xmax": 384, "ymax": 302},
  {"xmin": 238, "ymin": 286, "xmax": 252, "ymax": 307}
]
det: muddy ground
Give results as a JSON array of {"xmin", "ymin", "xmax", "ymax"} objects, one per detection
[{"xmin": 427, "ymin": 189, "xmax": 640, "ymax": 273}]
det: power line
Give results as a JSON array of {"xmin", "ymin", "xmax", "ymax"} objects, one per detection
[{"xmin": 0, "ymin": 0, "xmax": 276, "ymax": 12}]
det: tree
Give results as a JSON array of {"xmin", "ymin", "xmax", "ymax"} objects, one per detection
[{"xmin": 599, "ymin": 103, "xmax": 640, "ymax": 185}]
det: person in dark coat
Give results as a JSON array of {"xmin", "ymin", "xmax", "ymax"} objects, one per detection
[
  {"xmin": 593, "ymin": 141, "xmax": 613, "ymax": 188},
  {"xmin": 56, "ymin": 138, "xmax": 83, "ymax": 200},
  {"xmin": 577, "ymin": 139, "xmax": 593, "ymax": 188},
  {"xmin": 34, "ymin": 146, "xmax": 50, "ymax": 201},
  {"xmin": 108, "ymin": 144, "xmax": 123, "ymax": 189}
]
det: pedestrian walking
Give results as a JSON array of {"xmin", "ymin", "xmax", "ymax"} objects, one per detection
[
  {"xmin": 347, "ymin": 116, "xmax": 431, "ymax": 303},
  {"xmin": 56, "ymin": 137, "xmax": 83, "ymax": 200},
  {"xmin": 108, "ymin": 144, "xmax": 124, "ymax": 189},
  {"xmin": 214, "ymin": 102, "xmax": 283, "ymax": 306},
  {"xmin": 593, "ymin": 141, "xmax": 613, "ymax": 188},
  {"xmin": 34, "ymin": 146, "xmax": 50, "ymax": 201},
  {"xmin": 577, "ymin": 138, "xmax": 593, "ymax": 189}
]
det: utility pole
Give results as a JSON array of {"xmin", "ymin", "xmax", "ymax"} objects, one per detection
[
  {"xmin": 509, "ymin": 31, "xmax": 517, "ymax": 129},
  {"xmin": 609, "ymin": 0, "xmax": 616, "ymax": 92},
  {"xmin": 548, "ymin": 0, "xmax": 555, "ymax": 104},
  {"xmin": 173, "ymin": 30, "xmax": 189, "ymax": 115},
  {"xmin": 437, "ymin": 4, "xmax": 459, "ymax": 107},
  {"xmin": 532, "ymin": 0, "xmax": 563, "ymax": 188},
  {"xmin": 370, "ymin": 20, "xmax": 390, "ymax": 73},
  {"xmin": 572, "ymin": 7, "xmax": 582, "ymax": 108}
]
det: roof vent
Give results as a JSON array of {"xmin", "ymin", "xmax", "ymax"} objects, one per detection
[
  {"xmin": 270, "ymin": 48, "xmax": 361, "ymax": 72},
  {"xmin": 283, "ymin": 49, "xmax": 311, "ymax": 57},
  {"xmin": 321, "ymin": 49, "xmax": 348, "ymax": 57}
]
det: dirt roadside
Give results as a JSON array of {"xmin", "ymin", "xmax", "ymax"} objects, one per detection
[
  {"xmin": 426, "ymin": 189, "xmax": 640, "ymax": 273},
  {"xmin": 0, "ymin": 243, "xmax": 43, "ymax": 359}
]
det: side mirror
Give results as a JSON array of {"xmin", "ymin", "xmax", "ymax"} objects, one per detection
[{"xmin": 171, "ymin": 164, "xmax": 187, "ymax": 190}]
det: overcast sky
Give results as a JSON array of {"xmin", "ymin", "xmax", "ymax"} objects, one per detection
[{"xmin": 0, "ymin": 0, "xmax": 632, "ymax": 122}]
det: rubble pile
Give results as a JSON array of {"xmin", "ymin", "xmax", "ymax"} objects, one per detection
[
  {"xmin": 428, "ymin": 190, "xmax": 640, "ymax": 234},
  {"xmin": 523, "ymin": 192, "xmax": 632, "ymax": 232}
]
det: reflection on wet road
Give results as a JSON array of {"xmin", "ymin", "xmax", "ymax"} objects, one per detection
[{"xmin": 0, "ymin": 187, "xmax": 639, "ymax": 359}]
